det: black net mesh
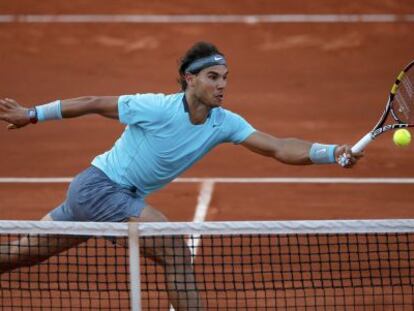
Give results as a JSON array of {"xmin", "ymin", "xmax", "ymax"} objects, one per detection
[
  {"xmin": 0, "ymin": 235, "xmax": 130, "ymax": 310},
  {"xmin": 1, "ymin": 232, "xmax": 414, "ymax": 310}
]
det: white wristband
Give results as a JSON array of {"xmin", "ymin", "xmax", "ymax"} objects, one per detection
[
  {"xmin": 309, "ymin": 143, "xmax": 337, "ymax": 164},
  {"xmin": 35, "ymin": 100, "xmax": 62, "ymax": 122}
]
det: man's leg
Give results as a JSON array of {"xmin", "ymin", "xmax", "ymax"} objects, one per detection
[
  {"xmin": 0, "ymin": 214, "xmax": 88, "ymax": 274},
  {"xmin": 130, "ymin": 206, "xmax": 202, "ymax": 310}
]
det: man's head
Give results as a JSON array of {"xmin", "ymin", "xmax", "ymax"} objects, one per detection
[{"xmin": 179, "ymin": 42, "xmax": 228, "ymax": 107}]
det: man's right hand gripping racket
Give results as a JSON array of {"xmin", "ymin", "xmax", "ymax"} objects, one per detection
[{"xmin": 352, "ymin": 60, "xmax": 414, "ymax": 154}]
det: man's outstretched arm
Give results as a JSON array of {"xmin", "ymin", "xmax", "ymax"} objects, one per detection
[
  {"xmin": 241, "ymin": 130, "xmax": 362, "ymax": 167},
  {"xmin": 0, "ymin": 96, "xmax": 119, "ymax": 129}
]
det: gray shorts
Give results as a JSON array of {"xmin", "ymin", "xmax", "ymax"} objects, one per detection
[{"xmin": 50, "ymin": 166, "xmax": 146, "ymax": 222}]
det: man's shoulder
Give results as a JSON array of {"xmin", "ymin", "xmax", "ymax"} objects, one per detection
[
  {"xmin": 120, "ymin": 92, "xmax": 183, "ymax": 113},
  {"xmin": 128, "ymin": 91, "xmax": 182, "ymax": 102},
  {"xmin": 212, "ymin": 107, "xmax": 255, "ymax": 143},
  {"xmin": 139, "ymin": 92, "xmax": 183, "ymax": 109},
  {"xmin": 162, "ymin": 92, "xmax": 185, "ymax": 106},
  {"xmin": 213, "ymin": 106, "xmax": 246, "ymax": 119},
  {"xmin": 118, "ymin": 92, "xmax": 184, "ymax": 125},
  {"xmin": 210, "ymin": 107, "xmax": 241, "ymax": 127}
]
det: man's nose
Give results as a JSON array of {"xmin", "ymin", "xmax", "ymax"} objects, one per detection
[{"xmin": 217, "ymin": 78, "xmax": 226, "ymax": 89}]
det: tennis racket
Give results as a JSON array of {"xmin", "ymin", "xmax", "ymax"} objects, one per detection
[{"xmin": 351, "ymin": 60, "xmax": 414, "ymax": 153}]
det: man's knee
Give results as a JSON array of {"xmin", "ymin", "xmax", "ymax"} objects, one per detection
[
  {"xmin": 130, "ymin": 205, "xmax": 169, "ymax": 223},
  {"xmin": 129, "ymin": 206, "xmax": 192, "ymax": 265},
  {"xmin": 41, "ymin": 214, "xmax": 54, "ymax": 221}
]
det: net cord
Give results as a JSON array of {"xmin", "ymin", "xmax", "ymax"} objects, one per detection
[{"xmin": 1, "ymin": 219, "xmax": 414, "ymax": 236}]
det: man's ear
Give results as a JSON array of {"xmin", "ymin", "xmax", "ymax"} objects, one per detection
[{"xmin": 184, "ymin": 72, "xmax": 196, "ymax": 88}]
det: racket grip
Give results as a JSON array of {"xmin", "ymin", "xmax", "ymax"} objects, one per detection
[{"xmin": 351, "ymin": 133, "xmax": 373, "ymax": 153}]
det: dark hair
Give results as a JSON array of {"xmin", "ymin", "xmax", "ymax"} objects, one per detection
[{"xmin": 178, "ymin": 41, "xmax": 224, "ymax": 91}]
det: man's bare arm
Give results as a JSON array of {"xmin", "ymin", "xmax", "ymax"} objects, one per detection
[
  {"xmin": 60, "ymin": 96, "xmax": 119, "ymax": 119},
  {"xmin": 241, "ymin": 131, "xmax": 313, "ymax": 165},
  {"xmin": 0, "ymin": 96, "xmax": 119, "ymax": 129},
  {"xmin": 241, "ymin": 130, "xmax": 362, "ymax": 167}
]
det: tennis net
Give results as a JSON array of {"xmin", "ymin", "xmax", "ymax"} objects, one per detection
[{"xmin": 0, "ymin": 219, "xmax": 414, "ymax": 310}]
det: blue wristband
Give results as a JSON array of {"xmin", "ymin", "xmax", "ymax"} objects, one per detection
[
  {"xmin": 35, "ymin": 100, "xmax": 62, "ymax": 122},
  {"xmin": 309, "ymin": 143, "xmax": 337, "ymax": 164}
]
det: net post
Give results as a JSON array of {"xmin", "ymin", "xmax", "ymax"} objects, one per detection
[{"xmin": 128, "ymin": 222, "xmax": 141, "ymax": 311}]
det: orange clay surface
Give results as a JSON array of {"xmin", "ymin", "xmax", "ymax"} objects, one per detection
[
  {"xmin": 1, "ymin": 2, "xmax": 414, "ymax": 310},
  {"xmin": 0, "ymin": 1, "xmax": 414, "ymax": 221}
]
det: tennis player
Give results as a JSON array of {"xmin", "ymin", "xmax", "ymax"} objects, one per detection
[{"xmin": 0, "ymin": 41, "xmax": 361, "ymax": 310}]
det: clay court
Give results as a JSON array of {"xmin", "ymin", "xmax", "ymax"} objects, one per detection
[
  {"xmin": 1, "ymin": 1, "xmax": 414, "ymax": 221},
  {"xmin": 0, "ymin": 1, "xmax": 414, "ymax": 310}
]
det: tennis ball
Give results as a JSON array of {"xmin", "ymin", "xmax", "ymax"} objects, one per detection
[{"xmin": 393, "ymin": 129, "xmax": 411, "ymax": 147}]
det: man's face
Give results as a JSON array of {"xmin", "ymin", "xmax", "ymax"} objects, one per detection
[{"xmin": 187, "ymin": 65, "xmax": 228, "ymax": 107}]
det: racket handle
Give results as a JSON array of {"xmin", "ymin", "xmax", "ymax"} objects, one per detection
[{"xmin": 351, "ymin": 133, "xmax": 373, "ymax": 153}]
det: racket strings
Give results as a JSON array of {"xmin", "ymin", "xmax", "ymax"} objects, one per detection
[{"xmin": 393, "ymin": 66, "xmax": 414, "ymax": 123}]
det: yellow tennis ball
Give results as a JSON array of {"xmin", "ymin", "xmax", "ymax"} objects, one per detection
[{"xmin": 393, "ymin": 129, "xmax": 411, "ymax": 147}]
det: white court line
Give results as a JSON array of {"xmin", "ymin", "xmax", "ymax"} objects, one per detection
[
  {"xmin": 176, "ymin": 177, "xmax": 414, "ymax": 184},
  {"xmin": 0, "ymin": 14, "xmax": 413, "ymax": 24},
  {"xmin": 0, "ymin": 178, "xmax": 73, "ymax": 183},
  {"xmin": 192, "ymin": 180, "xmax": 215, "ymax": 223},
  {"xmin": 188, "ymin": 180, "xmax": 215, "ymax": 255},
  {"xmin": 1, "ymin": 177, "xmax": 414, "ymax": 184}
]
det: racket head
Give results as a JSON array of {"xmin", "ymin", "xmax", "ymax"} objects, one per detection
[{"xmin": 390, "ymin": 60, "xmax": 414, "ymax": 125}]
